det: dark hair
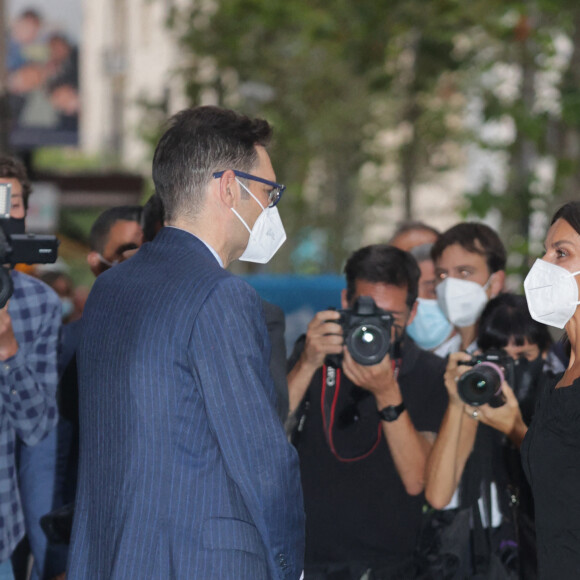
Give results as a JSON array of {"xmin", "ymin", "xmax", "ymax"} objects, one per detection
[
  {"xmin": 141, "ymin": 194, "xmax": 165, "ymax": 242},
  {"xmin": 48, "ymin": 79, "xmax": 75, "ymax": 94},
  {"xmin": 431, "ymin": 222, "xmax": 506, "ymax": 274},
  {"xmin": 89, "ymin": 205, "xmax": 143, "ymax": 253},
  {"xmin": 390, "ymin": 220, "xmax": 439, "ymax": 243},
  {"xmin": 0, "ymin": 155, "xmax": 32, "ymax": 210},
  {"xmin": 39, "ymin": 271, "xmax": 73, "ymax": 291},
  {"xmin": 344, "ymin": 244, "xmax": 420, "ymax": 308},
  {"xmin": 20, "ymin": 9, "xmax": 42, "ymax": 23},
  {"xmin": 551, "ymin": 201, "xmax": 580, "ymax": 234},
  {"xmin": 478, "ymin": 293, "xmax": 552, "ymax": 353},
  {"xmin": 48, "ymin": 33, "xmax": 70, "ymax": 46},
  {"xmin": 152, "ymin": 106, "xmax": 273, "ymax": 222},
  {"xmin": 409, "ymin": 243, "xmax": 433, "ymax": 264}
]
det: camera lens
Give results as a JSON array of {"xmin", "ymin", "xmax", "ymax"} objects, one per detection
[
  {"xmin": 457, "ymin": 362, "xmax": 504, "ymax": 406},
  {"xmin": 347, "ymin": 323, "xmax": 390, "ymax": 366}
]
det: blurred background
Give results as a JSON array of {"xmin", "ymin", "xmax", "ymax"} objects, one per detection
[{"xmin": 1, "ymin": 0, "xmax": 580, "ymax": 293}]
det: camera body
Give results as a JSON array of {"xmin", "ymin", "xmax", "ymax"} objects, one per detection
[
  {"xmin": 457, "ymin": 349, "xmax": 515, "ymax": 407},
  {"xmin": 326, "ymin": 295, "xmax": 394, "ymax": 367},
  {"xmin": 0, "ymin": 183, "xmax": 59, "ymax": 308}
]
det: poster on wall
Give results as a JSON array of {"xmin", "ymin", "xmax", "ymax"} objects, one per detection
[{"xmin": 7, "ymin": 0, "xmax": 81, "ymax": 148}]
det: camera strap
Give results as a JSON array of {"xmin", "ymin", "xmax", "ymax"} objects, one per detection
[{"xmin": 321, "ymin": 358, "xmax": 401, "ymax": 463}]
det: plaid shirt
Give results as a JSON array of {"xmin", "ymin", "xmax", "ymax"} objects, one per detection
[{"xmin": 0, "ymin": 271, "xmax": 60, "ymax": 562}]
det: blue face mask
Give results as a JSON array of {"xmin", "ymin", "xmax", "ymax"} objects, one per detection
[
  {"xmin": 60, "ymin": 297, "xmax": 74, "ymax": 320},
  {"xmin": 406, "ymin": 298, "xmax": 453, "ymax": 350}
]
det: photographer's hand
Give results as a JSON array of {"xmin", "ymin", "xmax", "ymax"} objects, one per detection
[
  {"xmin": 287, "ymin": 310, "xmax": 343, "ymax": 415},
  {"xmin": 341, "ymin": 349, "xmax": 399, "ymax": 403},
  {"xmin": 444, "ymin": 351, "xmax": 473, "ymax": 407},
  {"xmin": 301, "ymin": 310, "xmax": 343, "ymax": 369},
  {"xmin": 0, "ymin": 302, "xmax": 19, "ymax": 360},
  {"xmin": 466, "ymin": 382, "xmax": 528, "ymax": 448}
]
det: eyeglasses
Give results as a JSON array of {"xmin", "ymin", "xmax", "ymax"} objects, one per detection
[{"xmin": 213, "ymin": 170, "xmax": 286, "ymax": 207}]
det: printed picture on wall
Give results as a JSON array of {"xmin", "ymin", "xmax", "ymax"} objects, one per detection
[{"xmin": 7, "ymin": 0, "xmax": 81, "ymax": 147}]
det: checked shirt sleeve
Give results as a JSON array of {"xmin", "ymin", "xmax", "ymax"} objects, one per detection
[{"xmin": 0, "ymin": 276, "xmax": 60, "ymax": 446}]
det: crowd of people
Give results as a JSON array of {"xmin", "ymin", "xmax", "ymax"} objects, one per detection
[{"xmin": 0, "ymin": 105, "xmax": 578, "ymax": 579}]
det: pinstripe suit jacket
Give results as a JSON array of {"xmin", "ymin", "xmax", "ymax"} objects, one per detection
[{"xmin": 68, "ymin": 227, "xmax": 305, "ymax": 579}]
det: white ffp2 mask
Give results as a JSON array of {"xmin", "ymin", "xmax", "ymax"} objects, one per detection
[
  {"xmin": 231, "ymin": 179, "xmax": 286, "ymax": 264},
  {"xmin": 524, "ymin": 259, "xmax": 580, "ymax": 329},
  {"xmin": 436, "ymin": 276, "xmax": 491, "ymax": 328}
]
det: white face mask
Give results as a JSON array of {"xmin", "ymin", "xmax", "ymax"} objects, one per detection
[
  {"xmin": 524, "ymin": 259, "xmax": 580, "ymax": 329},
  {"xmin": 231, "ymin": 178, "xmax": 286, "ymax": 264},
  {"xmin": 436, "ymin": 276, "xmax": 492, "ymax": 328}
]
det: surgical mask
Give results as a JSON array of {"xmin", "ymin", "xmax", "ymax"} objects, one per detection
[
  {"xmin": 231, "ymin": 178, "xmax": 286, "ymax": 264},
  {"xmin": 436, "ymin": 276, "xmax": 492, "ymax": 328},
  {"xmin": 406, "ymin": 298, "xmax": 453, "ymax": 350},
  {"xmin": 524, "ymin": 259, "xmax": 580, "ymax": 329},
  {"xmin": 60, "ymin": 297, "xmax": 73, "ymax": 319}
]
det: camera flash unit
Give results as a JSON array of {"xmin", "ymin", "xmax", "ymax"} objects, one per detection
[{"xmin": 0, "ymin": 183, "xmax": 12, "ymax": 220}]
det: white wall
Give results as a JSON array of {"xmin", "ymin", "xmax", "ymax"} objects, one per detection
[{"xmin": 81, "ymin": 0, "xmax": 188, "ymax": 171}]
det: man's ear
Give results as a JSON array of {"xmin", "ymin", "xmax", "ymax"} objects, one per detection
[
  {"xmin": 216, "ymin": 170, "xmax": 238, "ymax": 209},
  {"xmin": 405, "ymin": 300, "xmax": 418, "ymax": 327},
  {"xmin": 489, "ymin": 270, "xmax": 505, "ymax": 298},
  {"xmin": 87, "ymin": 252, "xmax": 102, "ymax": 277},
  {"xmin": 340, "ymin": 289, "xmax": 349, "ymax": 309}
]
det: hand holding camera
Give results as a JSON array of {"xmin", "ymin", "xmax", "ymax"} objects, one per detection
[
  {"xmin": 300, "ymin": 309, "xmax": 344, "ymax": 371},
  {"xmin": 297, "ymin": 296, "xmax": 400, "ymax": 399},
  {"xmin": 464, "ymin": 382, "xmax": 525, "ymax": 439},
  {"xmin": 325, "ymin": 296, "xmax": 400, "ymax": 400},
  {"xmin": 341, "ymin": 347, "xmax": 400, "ymax": 403},
  {"xmin": 456, "ymin": 350, "xmax": 515, "ymax": 408},
  {"xmin": 446, "ymin": 349, "xmax": 515, "ymax": 407},
  {"xmin": 443, "ymin": 351, "xmax": 473, "ymax": 407},
  {"xmin": 325, "ymin": 296, "xmax": 395, "ymax": 368},
  {"xmin": 445, "ymin": 350, "xmax": 527, "ymax": 443}
]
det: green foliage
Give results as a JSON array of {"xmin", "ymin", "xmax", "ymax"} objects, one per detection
[
  {"xmin": 150, "ymin": 0, "xmax": 580, "ymax": 276},
  {"xmin": 34, "ymin": 148, "xmax": 106, "ymax": 172},
  {"xmin": 163, "ymin": 0, "xmax": 469, "ymax": 272},
  {"xmin": 455, "ymin": 1, "xmax": 580, "ymax": 284}
]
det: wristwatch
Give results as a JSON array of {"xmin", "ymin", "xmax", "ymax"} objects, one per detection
[{"xmin": 378, "ymin": 402, "xmax": 406, "ymax": 422}]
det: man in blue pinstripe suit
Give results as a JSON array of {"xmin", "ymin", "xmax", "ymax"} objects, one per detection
[{"xmin": 68, "ymin": 106, "xmax": 305, "ymax": 579}]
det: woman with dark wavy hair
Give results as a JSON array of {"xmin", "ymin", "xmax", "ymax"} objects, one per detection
[{"xmin": 522, "ymin": 200, "xmax": 580, "ymax": 578}]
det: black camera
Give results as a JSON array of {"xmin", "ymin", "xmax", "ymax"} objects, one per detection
[
  {"xmin": 457, "ymin": 350, "xmax": 515, "ymax": 407},
  {"xmin": 0, "ymin": 183, "xmax": 59, "ymax": 308},
  {"xmin": 326, "ymin": 296, "xmax": 394, "ymax": 367}
]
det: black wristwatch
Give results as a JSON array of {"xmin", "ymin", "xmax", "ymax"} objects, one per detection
[{"xmin": 378, "ymin": 402, "xmax": 406, "ymax": 422}]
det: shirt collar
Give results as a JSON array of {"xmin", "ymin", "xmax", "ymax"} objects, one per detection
[{"xmin": 166, "ymin": 226, "xmax": 224, "ymax": 268}]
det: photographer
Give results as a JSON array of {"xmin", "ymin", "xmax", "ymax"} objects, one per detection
[
  {"xmin": 288, "ymin": 244, "xmax": 447, "ymax": 579},
  {"xmin": 0, "ymin": 156, "xmax": 60, "ymax": 580},
  {"xmin": 423, "ymin": 294, "xmax": 558, "ymax": 579}
]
